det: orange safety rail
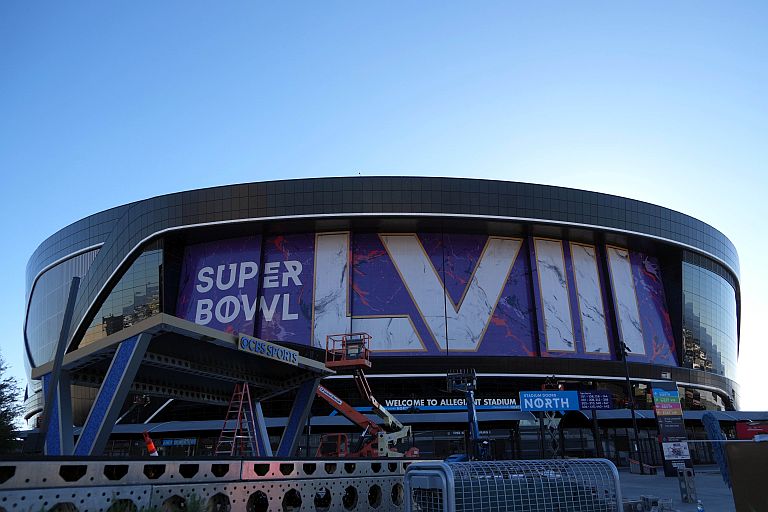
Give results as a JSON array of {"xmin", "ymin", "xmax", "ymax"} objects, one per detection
[{"xmin": 325, "ymin": 332, "xmax": 372, "ymax": 370}]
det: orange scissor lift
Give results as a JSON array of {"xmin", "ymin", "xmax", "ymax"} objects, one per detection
[{"xmin": 315, "ymin": 333, "xmax": 417, "ymax": 458}]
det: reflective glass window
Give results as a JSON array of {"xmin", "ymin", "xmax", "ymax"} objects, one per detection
[
  {"xmin": 80, "ymin": 248, "xmax": 162, "ymax": 347},
  {"xmin": 680, "ymin": 385, "xmax": 726, "ymax": 411},
  {"xmin": 25, "ymin": 249, "xmax": 99, "ymax": 366},
  {"xmin": 682, "ymin": 262, "xmax": 738, "ymax": 381}
]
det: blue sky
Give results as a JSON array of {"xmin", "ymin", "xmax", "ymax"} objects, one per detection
[{"xmin": 1, "ymin": 2, "xmax": 766, "ymax": 409}]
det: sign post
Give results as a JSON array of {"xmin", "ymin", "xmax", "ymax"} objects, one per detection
[
  {"xmin": 519, "ymin": 390, "xmax": 614, "ymax": 459},
  {"xmin": 652, "ymin": 381, "xmax": 692, "ymax": 476},
  {"xmin": 578, "ymin": 391, "xmax": 613, "ymax": 458},
  {"xmin": 520, "ymin": 391, "xmax": 580, "ymax": 459}
]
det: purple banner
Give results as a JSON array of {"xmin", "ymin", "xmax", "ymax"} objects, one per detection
[
  {"xmin": 475, "ymin": 237, "xmax": 537, "ymax": 357},
  {"xmin": 174, "ymin": 231, "xmax": 676, "ymax": 365},
  {"xmin": 631, "ymin": 251, "xmax": 678, "ymax": 366},
  {"xmin": 347, "ymin": 233, "xmax": 536, "ymax": 356},
  {"xmin": 256, "ymin": 234, "xmax": 315, "ymax": 344},
  {"xmin": 350, "ymin": 233, "xmax": 433, "ymax": 353},
  {"xmin": 176, "ymin": 236, "xmax": 262, "ymax": 336}
]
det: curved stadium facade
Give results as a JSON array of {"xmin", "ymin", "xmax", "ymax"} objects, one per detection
[{"xmin": 23, "ymin": 177, "xmax": 741, "ymax": 461}]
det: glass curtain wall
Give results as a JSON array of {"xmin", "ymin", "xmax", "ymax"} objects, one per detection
[
  {"xmin": 25, "ymin": 249, "xmax": 99, "ymax": 366},
  {"xmin": 682, "ymin": 262, "xmax": 738, "ymax": 381},
  {"xmin": 80, "ymin": 244, "xmax": 162, "ymax": 347}
]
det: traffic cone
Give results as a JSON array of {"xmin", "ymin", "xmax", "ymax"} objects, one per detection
[{"xmin": 143, "ymin": 431, "xmax": 159, "ymax": 457}]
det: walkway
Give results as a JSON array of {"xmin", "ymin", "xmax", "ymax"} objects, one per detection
[{"xmin": 619, "ymin": 467, "xmax": 734, "ymax": 511}]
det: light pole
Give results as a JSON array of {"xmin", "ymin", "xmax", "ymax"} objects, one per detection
[{"xmin": 621, "ymin": 341, "xmax": 645, "ymax": 475}]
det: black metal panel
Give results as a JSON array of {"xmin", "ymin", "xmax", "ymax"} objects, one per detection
[{"xmin": 23, "ymin": 177, "xmax": 741, "ymax": 372}]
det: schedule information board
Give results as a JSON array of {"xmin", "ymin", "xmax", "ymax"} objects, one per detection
[{"xmin": 578, "ymin": 391, "xmax": 613, "ymax": 410}]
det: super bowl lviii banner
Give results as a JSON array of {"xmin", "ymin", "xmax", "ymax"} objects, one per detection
[{"xmin": 175, "ymin": 232, "xmax": 678, "ymax": 363}]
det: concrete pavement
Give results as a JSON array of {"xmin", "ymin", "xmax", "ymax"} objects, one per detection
[{"xmin": 619, "ymin": 467, "xmax": 735, "ymax": 511}]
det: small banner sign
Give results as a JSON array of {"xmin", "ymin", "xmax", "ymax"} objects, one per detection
[
  {"xmin": 578, "ymin": 391, "xmax": 613, "ymax": 410},
  {"xmin": 519, "ymin": 391, "xmax": 580, "ymax": 412}
]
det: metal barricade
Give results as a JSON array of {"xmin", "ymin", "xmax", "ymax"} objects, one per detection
[
  {"xmin": 404, "ymin": 459, "xmax": 622, "ymax": 512},
  {"xmin": 0, "ymin": 457, "xmax": 414, "ymax": 511}
]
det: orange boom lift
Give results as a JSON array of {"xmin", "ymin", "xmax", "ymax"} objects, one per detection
[{"xmin": 315, "ymin": 333, "xmax": 417, "ymax": 458}]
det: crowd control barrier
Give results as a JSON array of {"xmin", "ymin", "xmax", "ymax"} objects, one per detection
[{"xmin": 404, "ymin": 459, "xmax": 622, "ymax": 512}]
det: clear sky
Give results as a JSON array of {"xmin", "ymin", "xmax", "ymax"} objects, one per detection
[{"xmin": 1, "ymin": 2, "xmax": 766, "ymax": 410}]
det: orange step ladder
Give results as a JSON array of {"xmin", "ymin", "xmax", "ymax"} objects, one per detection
[{"xmin": 215, "ymin": 382, "xmax": 258, "ymax": 456}]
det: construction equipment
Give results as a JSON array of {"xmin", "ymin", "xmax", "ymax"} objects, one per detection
[
  {"xmin": 215, "ymin": 382, "xmax": 259, "ymax": 456},
  {"xmin": 316, "ymin": 333, "xmax": 416, "ymax": 458},
  {"xmin": 446, "ymin": 369, "xmax": 490, "ymax": 461}
]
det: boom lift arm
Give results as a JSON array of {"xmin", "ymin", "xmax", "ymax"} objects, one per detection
[
  {"xmin": 315, "ymin": 380, "xmax": 412, "ymax": 457},
  {"xmin": 353, "ymin": 369, "xmax": 405, "ymax": 432},
  {"xmin": 318, "ymin": 333, "xmax": 414, "ymax": 457},
  {"xmin": 315, "ymin": 384, "xmax": 383, "ymax": 436}
]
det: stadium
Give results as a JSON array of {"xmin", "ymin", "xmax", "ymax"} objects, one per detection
[{"xmin": 22, "ymin": 176, "xmax": 747, "ymax": 465}]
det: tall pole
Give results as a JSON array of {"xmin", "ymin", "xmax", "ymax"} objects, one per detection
[
  {"xmin": 592, "ymin": 409, "xmax": 602, "ymax": 458},
  {"xmin": 622, "ymin": 342, "xmax": 645, "ymax": 474}
]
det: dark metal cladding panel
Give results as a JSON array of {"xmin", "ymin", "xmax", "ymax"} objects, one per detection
[{"xmin": 23, "ymin": 177, "xmax": 740, "ymax": 361}]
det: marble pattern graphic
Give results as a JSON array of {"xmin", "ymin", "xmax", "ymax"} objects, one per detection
[
  {"xmin": 606, "ymin": 246, "xmax": 646, "ymax": 355},
  {"xmin": 380, "ymin": 234, "xmax": 521, "ymax": 351},
  {"xmin": 534, "ymin": 239, "xmax": 576, "ymax": 352},
  {"xmin": 570, "ymin": 243, "xmax": 610, "ymax": 354},
  {"xmin": 177, "ymin": 229, "xmax": 674, "ymax": 362},
  {"xmin": 311, "ymin": 233, "xmax": 351, "ymax": 348},
  {"xmin": 349, "ymin": 232, "xmax": 427, "ymax": 352},
  {"xmin": 311, "ymin": 232, "xmax": 421, "ymax": 351}
]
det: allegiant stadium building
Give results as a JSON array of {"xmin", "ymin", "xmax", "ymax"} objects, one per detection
[{"xmin": 23, "ymin": 177, "xmax": 746, "ymax": 463}]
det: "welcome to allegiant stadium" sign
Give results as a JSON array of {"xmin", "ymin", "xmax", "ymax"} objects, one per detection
[{"xmin": 238, "ymin": 334, "xmax": 299, "ymax": 366}]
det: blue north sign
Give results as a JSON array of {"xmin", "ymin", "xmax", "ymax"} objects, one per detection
[{"xmin": 519, "ymin": 391, "xmax": 580, "ymax": 411}]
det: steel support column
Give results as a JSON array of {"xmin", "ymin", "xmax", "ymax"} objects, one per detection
[
  {"xmin": 42, "ymin": 371, "xmax": 74, "ymax": 456},
  {"xmin": 39, "ymin": 277, "xmax": 79, "ymax": 456},
  {"xmin": 254, "ymin": 402, "xmax": 273, "ymax": 456},
  {"xmin": 74, "ymin": 333, "xmax": 151, "ymax": 456},
  {"xmin": 276, "ymin": 378, "xmax": 320, "ymax": 457}
]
